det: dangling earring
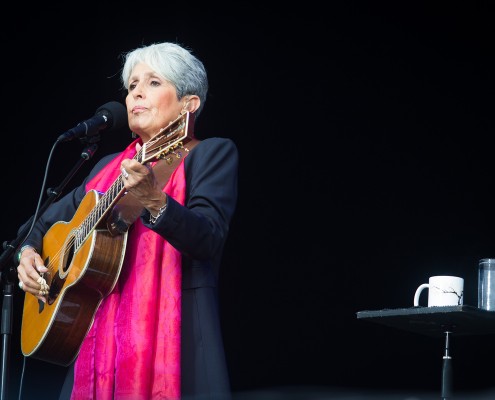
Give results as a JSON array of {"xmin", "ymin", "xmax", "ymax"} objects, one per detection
[
  {"xmin": 131, "ymin": 132, "xmax": 137, "ymax": 138},
  {"xmin": 180, "ymin": 95, "xmax": 191, "ymax": 115},
  {"xmin": 181, "ymin": 101, "xmax": 190, "ymax": 115}
]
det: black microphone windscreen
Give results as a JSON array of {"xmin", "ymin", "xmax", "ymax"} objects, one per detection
[{"xmin": 96, "ymin": 101, "xmax": 128, "ymax": 132}]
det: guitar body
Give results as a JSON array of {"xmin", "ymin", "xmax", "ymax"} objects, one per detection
[{"xmin": 20, "ymin": 190, "xmax": 127, "ymax": 366}]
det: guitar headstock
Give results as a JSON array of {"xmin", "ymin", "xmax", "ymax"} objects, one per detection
[{"xmin": 140, "ymin": 111, "xmax": 195, "ymax": 164}]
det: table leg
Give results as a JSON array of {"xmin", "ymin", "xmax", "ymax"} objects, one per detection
[{"xmin": 441, "ymin": 331, "xmax": 453, "ymax": 399}]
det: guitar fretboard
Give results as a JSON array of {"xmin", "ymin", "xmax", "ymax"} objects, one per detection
[{"xmin": 74, "ymin": 113, "xmax": 191, "ymax": 250}]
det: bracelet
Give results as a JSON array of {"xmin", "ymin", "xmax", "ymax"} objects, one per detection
[
  {"xmin": 149, "ymin": 203, "xmax": 167, "ymax": 224},
  {"xmin": 17, "ymin": 245, "xmax": 37, "ymax": 263}
]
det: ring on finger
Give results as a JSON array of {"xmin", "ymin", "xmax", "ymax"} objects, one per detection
[
  {"xmin": 18, "ymin": 281, "xmax": 23, "ymax": 290},
  {"xmin": 121, "ymin": 168, "xmax": 129, "ymax": 179}
]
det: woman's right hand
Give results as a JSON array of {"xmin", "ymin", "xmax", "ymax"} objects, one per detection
[{"xmin": 17, "ymin": 247, "xmax": 49, "ymax": 303}]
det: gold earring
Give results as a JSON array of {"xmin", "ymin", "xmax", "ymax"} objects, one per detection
[
  {"xmin": 180, "ymin": 95, "xmax": 192, "ymax": 115},
  {"xmin": 181, "ymin": 101, "xmax": 190, "ymax": 115}
]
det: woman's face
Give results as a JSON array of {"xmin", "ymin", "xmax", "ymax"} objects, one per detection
[{"xmin": 125, "ymin": 62, "xmax": 184, "ymax": 142}]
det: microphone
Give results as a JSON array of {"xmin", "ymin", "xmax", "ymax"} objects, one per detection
[{"xmin": 57, "ymin": 101, "xmax": 128, "ymax": 142}]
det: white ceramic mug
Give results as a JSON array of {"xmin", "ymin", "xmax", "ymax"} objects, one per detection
[{"xmin": 414, "ymin": 276, "xmax": 464, "ymax": 307}]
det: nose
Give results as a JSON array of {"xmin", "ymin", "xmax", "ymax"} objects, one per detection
[{"xmin": 132, "ymin": 81, "xmax": 145, "ymax": 98}]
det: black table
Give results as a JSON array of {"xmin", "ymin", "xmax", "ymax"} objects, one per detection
[{"xmin": 356, "ymin": 305, "xmax": 495, "ymax": 399}]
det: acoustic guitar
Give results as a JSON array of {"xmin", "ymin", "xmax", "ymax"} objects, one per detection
[{"xmin": 20, "ymin": 111, "xmax": 195, "ymax": 366}]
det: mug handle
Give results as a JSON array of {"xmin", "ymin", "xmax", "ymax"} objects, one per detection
[{"xmin": 414, "ymin": 283, "xmax": 429, "ymax": 306}]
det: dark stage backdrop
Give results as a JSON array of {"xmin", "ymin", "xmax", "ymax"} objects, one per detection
[{"xmin": 1, "ymin": 2, "xmax": 494, "ymax": 399}]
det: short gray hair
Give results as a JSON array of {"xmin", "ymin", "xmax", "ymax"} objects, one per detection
[{"xmin": 121, "ymin": 42, "xmax": 208, "ymax": 118}]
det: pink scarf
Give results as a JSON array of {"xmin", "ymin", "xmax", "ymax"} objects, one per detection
[{"xmin": 71, "ymin": 139, "xmax": 185, "ymax": 399}]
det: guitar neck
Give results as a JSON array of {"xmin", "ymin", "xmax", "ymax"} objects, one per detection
[{"xmin": 76, "ymin": 111, "xmax": 195, "ymax": 247}]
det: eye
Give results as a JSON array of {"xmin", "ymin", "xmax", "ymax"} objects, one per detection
[
  {"xmin": 150, "ymin": 80, "xmax": 161, "ymax": 87},
  {"xmin": 128, "ymin": 82, "xmax": 137, "ymax": 91}
]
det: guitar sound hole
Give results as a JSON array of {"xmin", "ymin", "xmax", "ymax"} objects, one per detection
[
  {"xmin": 48, "ymin": 274, "xmax": 65, "ymax": 305},
  {"xmin": 43, "ymin": 242, "xmax": 74, "ymax": 306},
  {"xmin": 42, "ymin": 255, "xmax": 64, "ymax": 306},
  {"xmin": 62, "ymin": 242, "xmax": 75, "ymax": 274}
]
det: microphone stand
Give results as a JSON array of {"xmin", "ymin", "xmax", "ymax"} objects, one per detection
[{"xmin": 0, "ymin": 139, "xmax": 99, "ymax": 400}]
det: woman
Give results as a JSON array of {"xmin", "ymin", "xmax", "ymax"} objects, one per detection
[{"xmin": 16, "ymin": 41, "xmax": 237, "ymax": 400}]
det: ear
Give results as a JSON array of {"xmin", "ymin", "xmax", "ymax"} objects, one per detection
[{"xmin": 184, "ymin": 95, "xmax": 201, "ymax": 114}]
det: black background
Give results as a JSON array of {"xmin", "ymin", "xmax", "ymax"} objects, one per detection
[{"xmin": 2, "ymin": 2, "xmax": 495, "ymax": 399}]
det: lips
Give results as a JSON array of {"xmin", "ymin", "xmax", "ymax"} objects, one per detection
[{"xmin": 132, "ymin": 106, "xmax": 147, "ymax": 113}]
